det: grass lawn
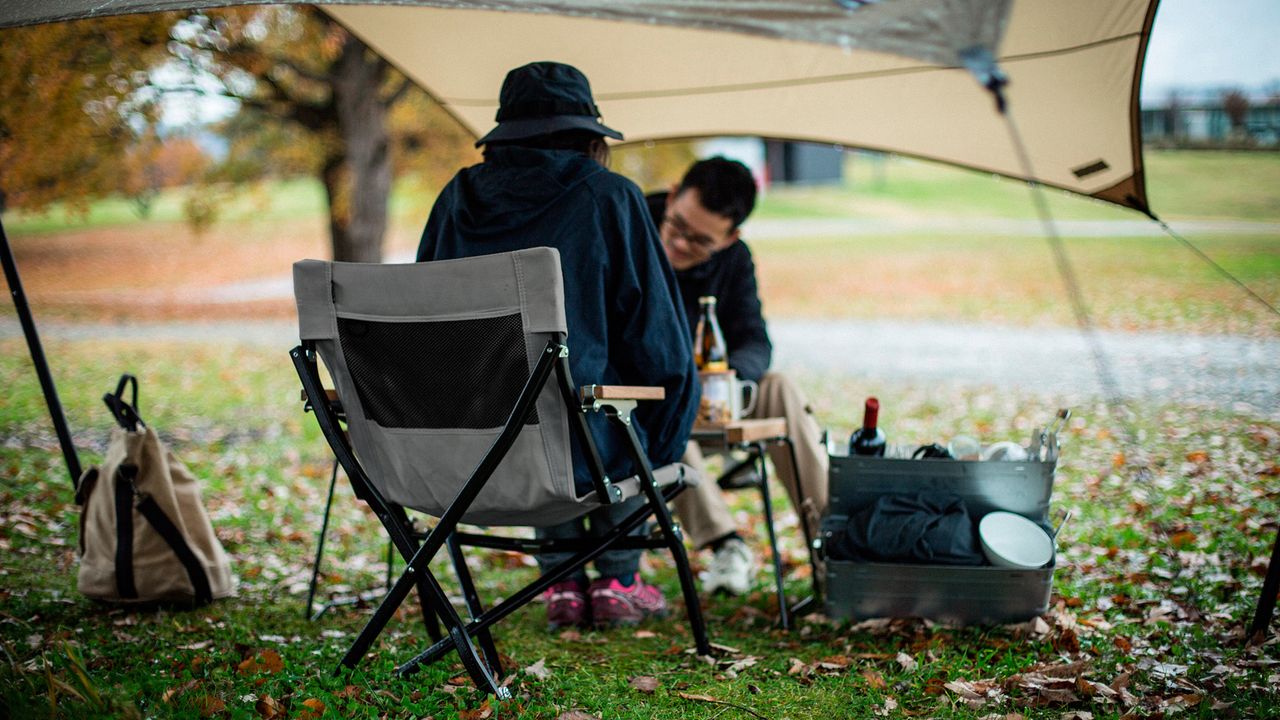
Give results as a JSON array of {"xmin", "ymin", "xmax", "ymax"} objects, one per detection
[
  {"xmin": 2, "ymin": 337, "xmax": 1279, "ymax": 719},
  {"xmin": 2, "ymin": 150, "xmax": 1279, "ymax": 717}
]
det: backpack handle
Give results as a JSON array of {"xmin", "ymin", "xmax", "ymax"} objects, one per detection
[{"xmin": 103, "ymin": 374, "xmax": 144, "ymax": 431}]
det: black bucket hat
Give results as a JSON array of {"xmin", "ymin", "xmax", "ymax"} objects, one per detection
[{"xmin": 475, "ymin": 61, "xmax": 623, "ymax": 147}]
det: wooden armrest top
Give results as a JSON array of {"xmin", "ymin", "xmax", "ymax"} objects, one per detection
[
  {"xmin": 580, "ymin": 384, "xmax": 666, "ymax": 402},
  {"xmin": 300, "ymin": 388, "xmax": 340, "ymax": 404}
]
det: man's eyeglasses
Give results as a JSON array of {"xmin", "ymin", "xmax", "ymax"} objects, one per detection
[{"xmin": 662, "ymin": 213, "xmax": 720, "ymax": 255}]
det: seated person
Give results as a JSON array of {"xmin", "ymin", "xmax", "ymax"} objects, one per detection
[
  {"xmin": 417, "ymin": 61, "xmax": 699, "ymax": 628},
  {"xmin": 647, "ymin": 157, "xmax": 829, "ymax": 595}
]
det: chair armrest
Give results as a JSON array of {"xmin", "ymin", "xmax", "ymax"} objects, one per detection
[
  {"xmin": 300, "ymin": 387, "xmax": 345, "ymax": 419},
  {"xmin": 579, "ymin": 385, "xmax": 665, "ymax": 403}
]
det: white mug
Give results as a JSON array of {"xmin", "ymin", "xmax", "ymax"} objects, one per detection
[
  {"xmin": 699, "ymin": 370, "xmax": 759, "ymax": 425},
  {"xmin": 733, "ymin": 377, "xmax": 758, "ymax": 420}
]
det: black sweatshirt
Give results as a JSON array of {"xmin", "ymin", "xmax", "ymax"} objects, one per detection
[{"xmin": 647, "ymin": 192, "xmax": 773, "ymax": 383}]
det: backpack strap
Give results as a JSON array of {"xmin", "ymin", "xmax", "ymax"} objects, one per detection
[
  {"xmin": 114, "ymin": 465, "xmax": 139, "ymax": 599},
  {"xmin": 135, "ymin": 494, "xmax": 214, "ymax": 605}
]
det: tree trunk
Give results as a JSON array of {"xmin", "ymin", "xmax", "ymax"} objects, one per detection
[{"xmin": 324, "ymin": 35, "xmax": 392, "ymax": 263}]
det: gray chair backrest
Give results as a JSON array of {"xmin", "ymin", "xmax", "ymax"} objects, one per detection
[{"xmin": 293, "ymin": 247, "xmax": 587, "ymax": 526}]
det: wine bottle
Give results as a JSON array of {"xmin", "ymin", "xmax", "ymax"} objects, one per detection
[
  {"xmin": 693, "ymin": 296, "xmax": 729, "ymax": 372},
  {"xmin": 849, "ymin": 396, "xmax": 886, "ymax": 456}
]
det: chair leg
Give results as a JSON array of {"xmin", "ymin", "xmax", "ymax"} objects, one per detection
[
  {"xmin": 305, "ymin": 460, "xmax": 341, "ymax": 621},
  {"xmin": 752, "ymin": 442, "xmax": 790, "ymax": 630},
  {"xmin": 397, "ymin": 499, "xmax": 663, "ymax": 675},
  {"xmin": 447, "ymin": 533, "xmax": 503, "ymax": 677},
  {"xmin": 644, "ymin": 478, "xmax": 712, "ymax": 656},
  {"xmin": 1249, "ymin": 525, "xmax": 1280, "ymax": 642},
  {"xmin": 338, "ymin": 539, "xmax": 507, "ymax": 698},
  {"xmin": 778, "ymin": 435, "xmax": 822, "ymax": 610},
  {"xmin": 386, "ymin": 506, "xmax": 443, "ymax": 644}
]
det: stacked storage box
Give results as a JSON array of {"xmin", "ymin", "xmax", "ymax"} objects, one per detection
[{"xmin": 821, "ymin": 453, "xmax": 1057, "ymax": 625}]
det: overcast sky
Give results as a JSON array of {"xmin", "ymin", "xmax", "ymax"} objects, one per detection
[{"xmin": 1141, "ymin": 0, "xmax": 1280, "ymax": 100}]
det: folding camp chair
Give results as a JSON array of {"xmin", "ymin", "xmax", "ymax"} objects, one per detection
[{"xmin": 290, "ymin": 247, "xmax": 710, "ymax": 696}]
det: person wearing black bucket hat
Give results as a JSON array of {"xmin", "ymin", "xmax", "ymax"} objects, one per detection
[
  {"xmin": 473, "ymin": 61, "xmax": 624, "ymax": 146},
  {"xmin": 417, "ymin": 62, "xmax": 699, "ymax": 631}
]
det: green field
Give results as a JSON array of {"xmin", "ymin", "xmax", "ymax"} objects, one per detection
[
  {"xmin": 2, "ymin": 340, "xmax": 1278, "ymax": 718},
  {"xmin": 2, "ymin": 150, "xmax": 1279, "ymax": 718}
]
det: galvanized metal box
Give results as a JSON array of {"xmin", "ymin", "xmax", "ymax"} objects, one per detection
[{"xmin": 821, "ymin": 453, "xmax": 1057, "ymax": 625}]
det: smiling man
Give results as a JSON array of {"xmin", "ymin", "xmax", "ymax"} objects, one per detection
[{"xmin": 647, "ymin": 156, "xmax": 829, "ymax": 596}]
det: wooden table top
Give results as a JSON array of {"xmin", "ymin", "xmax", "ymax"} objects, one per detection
[{"xmin": 693, "ymin": 417, "xmax": 788, "ymax": 444}]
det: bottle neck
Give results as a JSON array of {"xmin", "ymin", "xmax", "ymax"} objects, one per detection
[{"xmin": 862, "ymin": 397, "xmax": 880, "ymax": 431}]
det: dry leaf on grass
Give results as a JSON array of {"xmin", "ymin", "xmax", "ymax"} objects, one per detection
[
  {"xmin": 193, "ymin": 694, "xmax": 225, "ymax": 717},
  {"xmin": 896, "ymin": 652, "xmax": 918, "ymax": 672},
  {"xmin": 459, "ymin": 700, "xmax": 493, "ymax": 720},
  {"xmin": 861, "ymin": 669, "xmax": 887, "ymax": 689},
  {"xmin": 298, "ymin": 698, "xmax": 325, "ymax": 720},
  {"xmin": 524, "ymin": 658, "xmax": 552, "ymax": 680},
  {"xmin": 555, "ymin": 711, "xmax": 600, "ymax": 720},
  {"xmin": 237, "ymin": 649, "xmax": 284, "ymax": 675},
  {"xmin": 629, "ymin": 676, "xmax": 659, "ymax": 694},
  {"xmin": 254, "ymin": 694, "xmax": 284, "ymax": 719},
  {"xmin": 872, "ymin": 697, "xmax": 898, "ymax": 717},
  {"xmin": 161, "ymin": 678, "xmax": 201, "ymax": 703}
]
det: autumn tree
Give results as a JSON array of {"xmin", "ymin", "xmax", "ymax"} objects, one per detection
[
  {"xmin": 1222, "ymin": 89, "xmax": 1250, "ymax": 135},
  {"xmin": 170, "ymin": 7, "xmax": 475, "ymax": 262},
  {"xmin": 0, "ymin": 14, "xmax": 176, "ymax": 215}
]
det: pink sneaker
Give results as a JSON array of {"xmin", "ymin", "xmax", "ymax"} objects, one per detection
[
  {"xmin": 543, "ymin": 579, "xmax": 588, "ymax": 630},
  {"xmin": 588, "ymin": 575, "xmax": 668, "ymax": 627}
]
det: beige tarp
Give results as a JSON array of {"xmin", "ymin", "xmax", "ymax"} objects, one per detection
[{"xmin": 0, "ymin": 0, "xmax": 1158, "ymax": 211}]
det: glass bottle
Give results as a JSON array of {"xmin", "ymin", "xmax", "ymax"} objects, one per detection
[
  {"xmin": 849, "ymin": 396, "xmax": 887, "ymax": 456},
  {"xmin": 693, "ymin": 295, "xmax": 728, "ymax": 372}
]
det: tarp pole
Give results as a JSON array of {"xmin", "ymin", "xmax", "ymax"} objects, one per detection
[{"xmin": 0, "ymin": 215, "xmax": 82, "ymax": 488}]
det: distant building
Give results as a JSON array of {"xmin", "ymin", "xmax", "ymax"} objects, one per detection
[
  {"xmin": 1141, "ymin": 89, "xmax": 1280, "ymax": 146},
  {"xmin": 764, "ymin": 140, "xmax": 845, "ymax": 185}
]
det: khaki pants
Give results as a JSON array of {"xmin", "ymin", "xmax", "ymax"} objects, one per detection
[{"xmin": 674, "ymin": 371, "xmax": 828, "ymax": 549}]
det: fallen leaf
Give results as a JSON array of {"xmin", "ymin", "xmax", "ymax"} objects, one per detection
[
  {"xmin": 632, "ymin": 630, "xmax": 657, "ymax": 639},
  {"xmin": 459, "ymin": 701, "xmax": 493, "ymax": 720},
  {"xmin": 896, "ymin": 652, "xmax": 918, "ymax": 672},
  {"xmin": 523, "ymin": 658, "xmax": 552, "ymax": 680},
  {"xmin": 1169, "ymin": 530, "xmax": 1197, "ymax": 548},
  {"xmin": 629, "ymin": 675, "xmax": 659, "ymax": 694},
  {"xmin": 254, "ymin": 694, "xmax": 283, "ymax": 719},
  {"xmin": 335, "ymin": 685, "xmax": 362, "ymax": 700},
  {"xmin": 554, "ymin": 712, "xmax": 600, "ymax": 720},
  {"xmin": 298, "ymin": 698, "xmax": 325, "ymax": 720},
  {"xmin": 192, "ymin": 694, "xmax": 225, "ymax": 717},
  {"xmin": 1185, "ymin": 450, "xmax": 1209, "ymax": 463},
  {"xmin": 237, "ymin": 649, "xmax": 284, "ymax": 676},
  {"xmin": 873, "ymin": 697, "xmax": 898, "ymax": 717},
  {"xmin": 1059, "ymin": 712, "xmax": 1093, "ymax": 720},
  {"xmin": 162, "ymin": 679, "xmax": 200, "ymax": 703}
]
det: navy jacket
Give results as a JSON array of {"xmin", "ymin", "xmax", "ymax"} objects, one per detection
[
  {"xmin": 646, "ymin": 192, "xmax": 773, "ymax": 383},
  {"xmin": 418, "ymin": 147, "xmax": 699, "ymax": 494}
]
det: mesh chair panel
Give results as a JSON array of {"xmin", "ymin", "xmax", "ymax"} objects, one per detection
[{"xmin": 337, "ymin": 313, "xmax": 538, "ymax": 429}]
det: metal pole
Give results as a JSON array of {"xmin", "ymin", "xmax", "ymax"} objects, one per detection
[
  {"xmin": 0, "ymin": 216, "xmax": 81, "ymax": 487},
  {"xmin": 1249, "ymin": 526, "xmax": 1280, "ymax": 643}
]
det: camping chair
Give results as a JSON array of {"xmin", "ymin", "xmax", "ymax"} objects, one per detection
[{"xmin": 289, "ymin": 247, "xmax": 710, "ymax": 696}]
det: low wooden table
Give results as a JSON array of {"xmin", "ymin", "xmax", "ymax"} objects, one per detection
[{"xmin": 690, "ymin": 417, "xmax": 818, "ymax": 628}]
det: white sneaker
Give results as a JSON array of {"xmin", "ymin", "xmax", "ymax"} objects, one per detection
[{"xmin": 699, "ymin": 537, "xmax": 756, "ymax": 596}]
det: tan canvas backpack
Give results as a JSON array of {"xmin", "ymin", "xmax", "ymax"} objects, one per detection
[{"xmin": 76, "ymin": 375, "xmax": 235, "ymax": 605}]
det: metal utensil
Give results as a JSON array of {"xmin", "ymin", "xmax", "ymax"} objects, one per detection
[
  {"xmin": 1045, "ymin": 408, "xmax": 1071, "ymax": 462},
  {"xmin": 1051, "ymin": 508, "xmax": 1073, "ymax": 540}
]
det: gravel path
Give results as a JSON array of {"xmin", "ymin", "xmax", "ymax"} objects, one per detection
[{"xmin": 6, "ymin": 316, "xmax": 1276, "ymax": 419}]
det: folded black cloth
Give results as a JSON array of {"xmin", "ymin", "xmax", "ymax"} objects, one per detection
[{"xmin": 827, "ymin": 493, "xmax": 985, "ymax": 565}]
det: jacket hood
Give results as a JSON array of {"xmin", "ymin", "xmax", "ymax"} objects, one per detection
[{"xmin": 447, "ymin": 146, "xmax": 606, "ymax": 237}]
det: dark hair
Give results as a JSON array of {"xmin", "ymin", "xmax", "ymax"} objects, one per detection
[
  {"xmin": 675, "ymin": 156, "xmax": 757, "ymax": 229},
  {"xmin": 484, "ymin": 129, "xmax": 610, "ymax": 166}
]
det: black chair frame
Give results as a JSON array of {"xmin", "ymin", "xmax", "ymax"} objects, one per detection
[{"xmin": 291, "ymin": 339, "xmax": 711, "ymax": 697}]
